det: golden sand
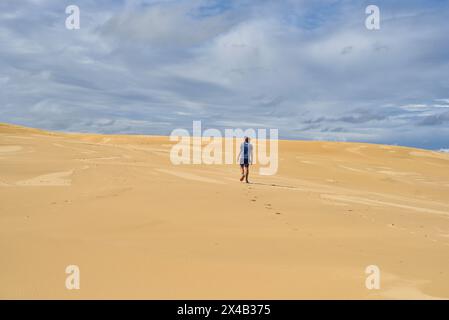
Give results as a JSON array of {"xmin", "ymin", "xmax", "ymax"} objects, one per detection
[{"xmin": 1, "ymin": 123, "xmax": 448, "ymax": 299}]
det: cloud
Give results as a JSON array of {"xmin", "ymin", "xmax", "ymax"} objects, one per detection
[
  {"xmin": 99, "ymin": 1, "xmax": 237, "ymax": 48},
  {"xmin": 0, "ymin": 0, "xmax": 449, "ymax": 149},
  {"xmin": 418, "ymin": 111, "xmax": 449, "ymax": 126},
  {"xmin": 336, "ymin": 109, "xmax": 390, "ymax": 123}
]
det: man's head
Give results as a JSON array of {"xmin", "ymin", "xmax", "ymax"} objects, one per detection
[{"xmin": 244, "ymin": 136, "xmax": 250, "ymax": 143}]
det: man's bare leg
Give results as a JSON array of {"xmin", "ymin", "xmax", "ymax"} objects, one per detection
[
  {"xmin": 240, "ymin": 165, "xmax": 245, "ymax": 181},
  {"xmin": 245, "ymin": 166, "xmax": 249, "ymax": 183}
]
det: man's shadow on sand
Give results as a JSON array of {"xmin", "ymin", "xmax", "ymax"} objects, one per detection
[{"xmin": 247, "ymin": 182, "xmax": 297, "ymax": 189}]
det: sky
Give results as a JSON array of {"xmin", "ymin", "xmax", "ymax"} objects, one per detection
[{"xmin": 0, "ymin": 0, "xmax": 448, "ymax": 149}]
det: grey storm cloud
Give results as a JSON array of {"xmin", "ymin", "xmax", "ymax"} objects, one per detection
[
  {"xmin": 0, "ymin": 0, "xmax": 449, "ymax": 149},
  {"xmin": 301, "ymin": 107, "xmax": 394, "ymax": 125},
  {"xmin": 418, "ymin": 111, "xmax": 449, "ymax": 126},
  {"xmin": 336, "ymin": 110, "xmax": 390, "ymax": 124}
]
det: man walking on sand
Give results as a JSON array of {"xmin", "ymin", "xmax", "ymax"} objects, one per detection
[{"xmin": 237, "ymin": 136, "xmax": 253, "ymax": 183}]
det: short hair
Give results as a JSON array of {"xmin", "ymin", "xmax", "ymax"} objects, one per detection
[{"xmin": 244, "ymin": 136, "xmax": 249, "ymax": 143}]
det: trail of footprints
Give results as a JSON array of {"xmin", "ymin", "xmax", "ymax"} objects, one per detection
[
  {"xmin": 246, "ymin": 185, "xmax": 282, "ymax": 216},
  {"xmin": 245, "ymin": 186, "xmax": 301, "ymax": 233},
  {"xmin": 244, "ymin": 184, "xmax": 449, "ymax": 244}
]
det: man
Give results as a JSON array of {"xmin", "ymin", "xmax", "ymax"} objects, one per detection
[{"xmin": 237, "ymin": 136, "xmax": 253, "ymax": 183}]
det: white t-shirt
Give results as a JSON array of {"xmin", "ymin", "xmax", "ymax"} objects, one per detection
[{"xmin": 238, "ymin": 142, "xmax": 253, "ymax": 164}]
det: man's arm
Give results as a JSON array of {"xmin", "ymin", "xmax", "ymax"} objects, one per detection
[
  {"xmin": 236, "ymin": 143, "xmax": 241, "ymax": 163},
  {"xmin": 250, "ymin": 144, "xmax": 254, "ymax": 164}
]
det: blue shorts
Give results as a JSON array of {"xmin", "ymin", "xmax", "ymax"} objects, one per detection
[{"xmin": 240, "ymin": 158, "xmax": 249, "ymax": 167}]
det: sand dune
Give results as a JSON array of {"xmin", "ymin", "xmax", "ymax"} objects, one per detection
[
  {"xmin": 15, "ymin": 170, "xmax": 74, "ymax": 187},
  {"xmin": 1, "ymin": 123, "xmax": 449, "ymax": 299}
]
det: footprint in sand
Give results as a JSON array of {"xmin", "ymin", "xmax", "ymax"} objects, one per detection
[
  {"xmin": 16, "ymin": 170, "xmax": 73, "ymax": 186},
  {"xmin": 0, "ymin": 179, "xmax": 10, "ymax": 186}
]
